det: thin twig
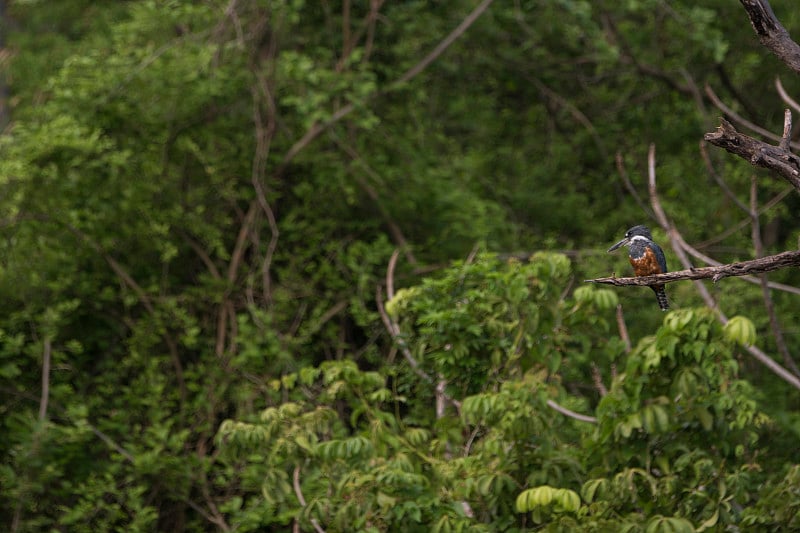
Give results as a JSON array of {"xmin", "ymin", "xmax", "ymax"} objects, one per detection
[
  {"xmin": 616, "ymin": 304, "xmax": 632, "ymax": 354},
  {"xmin": 293, "ymin": 465, "xmax": 326, "ymax": 533},
  {"xmin": 297, "ymin": 301, "xmax": 348, "ymax": 342},
  {"xmin": 705, "ymin": 84, "xmax": 795, "ymax": 147},
  {"xmin": 776, "ymin": 77, "xmax": 800, "ymax": 115},
  {"xmin": 251, "ymin": 68, "xmax": 280, "ymax": 305},
  {"xmin": 38, "ymin": 338, "xmax": 51, "ymax": 421},
  {"xmin": 197, "ymin": 471, "xmax": 232, "ymax": 533},
  {"xmin": 1, "ymin": 386, "xmax": 136, "ymax": 462},
  {"xmin": 591, "ymin": 363, "xmax": 608, "ymax": 397},
  {"xmin": 616, "ymin": 152, "xmax": 653, "ymax": 219},
  {"xmin": 376, "ymin": 284, "xmax": 434, "ymax": 384},
  {"xmin": 545, "ymin": 399, "xmax": 597, "ymax": 424},
  {"xmin": 386, "ymin": 249, "xmax": 400, "ymax": 301},
  {"xmin": 392, "ymin": 0, "xmax": 495, "ymax": 86},
  {"xmin": 700, "ymin": 140, "xmax": 749, "ymax": 212}
]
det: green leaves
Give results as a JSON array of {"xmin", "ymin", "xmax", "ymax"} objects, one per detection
[
  {"xmin": 724, "ymin": 316, "xmax": 757, "ymax": 347},
  {"xmin": 515, "ymin": 485, "xmax": 581, "ymax": 514},
  {"xmin": 645, "ymin": 515, "xmax": 696, "ymax": 533},
  {"xmin": 574, "ymin": 285, "xmax": 619, "ymax": 310},
  {"xmin": 2, "ymin": 0, "xmax": 799, "ymax": 531}
]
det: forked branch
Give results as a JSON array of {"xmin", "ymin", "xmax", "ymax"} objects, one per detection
[{"xmin": 704, "ymin": 116, "xmax": 800, "ymax": 191}]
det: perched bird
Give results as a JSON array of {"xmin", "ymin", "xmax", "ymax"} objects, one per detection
[{"xmin": 608, "ymin": 225, "xmax": 669, "ymax": 311}]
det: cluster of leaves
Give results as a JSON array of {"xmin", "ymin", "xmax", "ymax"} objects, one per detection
[{"xmin": 215, "ymin": 256, "xmax": 789, "ymax": 532}]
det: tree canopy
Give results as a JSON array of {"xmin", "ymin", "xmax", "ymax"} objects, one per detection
[{"xmin": 2, "ymin": 1, "xmax": 800, "ymax": 531}]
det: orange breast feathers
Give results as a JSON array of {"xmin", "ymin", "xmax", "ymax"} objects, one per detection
[{"xmin": 629, "ymin": 247, "xmax": 664, "ymax": 277}]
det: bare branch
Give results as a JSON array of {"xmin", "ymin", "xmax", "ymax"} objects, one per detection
[
  {"xmin": 38, "ymin": 338, "xmax": 51, "ymax": 421},
  {"xmin": 435, "ymin": 378, "xmax": 447, "ymax": 420},
  {"xmin": 704, "ymin": 117, "xmax": 800, "ymax": 191},
  {"xmin": 392, "ymin": 0, "xmax": 495, "ymax": 86},
  {"xmin": 616, "ymin": 304, "xmax": 632, "ymax": 354},
  {"xmin": 776, "ymin": 77, "xmax": 800, "ymax": 115},
  {"xmin": 545, "ymin": 399, "xmax": 597, "ymax": 424},
  {"xmin": 591, "ymin": 364, "xmax": 608, "ymax": 397},
  {"xmin": 615, "ymin": 152, "xmax": 653, "ymax": 220},
  {"xmin": 587, "ymin": 250, "xmax": 800, "ymax": 287},
  {"xmin": 674, "ymin": 196, "xmax": 800, "ymax": 296},
  {"xmin": 700, "ymin": 140, "xmax": 749, "ymax": 213},
  {"xmin": 251, "ymin": 68, "xmax": 280, "ymax": 305},
  {"xmin": 386, "ymin": 249, "xmax": 400, "ymax": 301},
  {"xmin": 705, "ymin": 84, "xmax": 786, "ymax": 144},
  {"xmin": 376, "ymin": 284, "xmax": 434, "ymax": 384},
  {"xmin": 738, "ymin": 0, "xmax": 800, "ymax": 74},
  {"xmin": 293, "ymin": 466, "xmax": 326, "ymax": 533},
  {"xmin": 781, "ymin": 108, "xmax": 794, "ymax": 152},
  {"xmin": 376, "ymin": 256, "xmax": 463, "ymax": 414}
]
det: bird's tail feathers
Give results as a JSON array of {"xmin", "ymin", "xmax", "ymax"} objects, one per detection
[{"xmin": 652, "ymin": 285, "xmax": 669, "ymax": 311}]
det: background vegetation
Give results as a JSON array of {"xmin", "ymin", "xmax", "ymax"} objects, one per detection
[{"xmin": 1, "ymin": 0, "xmax": 800, "ymax": 531}]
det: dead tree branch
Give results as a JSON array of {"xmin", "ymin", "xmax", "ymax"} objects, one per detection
[
  {"xmin": 586, "ymin": 250, "xmax": 800, "ymax": 287},
  {"xmin": 704, "ymin": 116, "xmax": 800, "ymax": 191},
  {"xmin": 739, "ymin": 0, "xmax": 800, "ymax": 74}
]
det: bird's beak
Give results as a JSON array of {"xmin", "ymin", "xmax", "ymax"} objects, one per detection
[{"xmin": 607, "ymin": 237, "xmax": 629, "ymax": 252}]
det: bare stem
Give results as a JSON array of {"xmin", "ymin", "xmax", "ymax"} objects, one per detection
[{"xmin": 38, "ymin": 338, "xmax": 51, "ymax": 421}]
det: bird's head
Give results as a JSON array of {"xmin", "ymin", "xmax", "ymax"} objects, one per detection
[{"xmin": 608, "ymin": 224, "xmax": 653, "ymax": 252}]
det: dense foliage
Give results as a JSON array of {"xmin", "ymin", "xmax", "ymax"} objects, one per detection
[{"xmin": 1, "ymin": 1, "xmax": 800, "ymax": 531}]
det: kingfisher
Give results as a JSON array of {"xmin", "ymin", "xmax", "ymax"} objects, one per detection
[{"xmin": 607, "ymin": 225, "xmax": 669, "ymax": 311}]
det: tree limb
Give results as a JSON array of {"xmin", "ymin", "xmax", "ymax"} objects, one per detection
[
  {"xmin": 738, "ymin": 0, "xmax": 800, "ymax": 74},
  {"xmin": 586, "ymin": 250, "xmax": 800, "ymax": 286},
  {"xmin": 704, "ymin": 117, "xmax": 800, "ymax": 191},
  {"xmin": 545, "ymin": 399, "xmax": 597, "ymax": 424}
]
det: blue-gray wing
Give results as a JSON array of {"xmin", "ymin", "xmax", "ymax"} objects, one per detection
[{"xmin": 652, "ymin": 243, "xmax": 668, "ymax": 274}]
